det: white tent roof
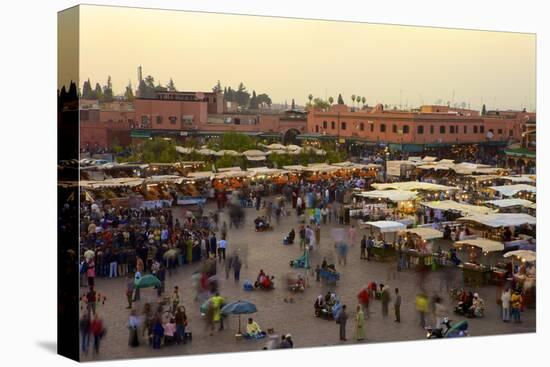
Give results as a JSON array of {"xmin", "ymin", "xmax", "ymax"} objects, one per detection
[
  {"xmin": 421, "ymin": 200, "xmax": 495, "ymax": 216},
  {"xmin": 266, "ymin": 143, "xmax": 286, "ymax": 150},
  {"xmin": 364, "ymin": 220, "xmax": 406, "ymax": 233},
  {"xmin": 286, "ymin": 144, "xmax": 302, "ymax": 151},
  {"xmin": 196, "ymin": 148, "xmax": 217, "ymax": 155},
  {"xmin": 304, "ymin": 163, "xmax": 340, "ymax": 173},
  {"xmin": 457, "ymin": 213, "xmax": 536, "ymax": 228},
  {"xmin": 246, "ymin": 155, "xmax": 266, "ymax": 161},
  {"xmin": 484, "ymin": 199, "xmax": 534, "ymax": 208},
  {"xmin": 503, "ymin": 250, "xmax": 536, "ymax": 262},
  {"xmin": 186, "ymin": 171, "xmax": 213, "ymax": 180},
  {"xmin": 247, "ymin": 167, "xmax": 287, "ymax": 176},
  {"xmin": 455, "ymin": 238, "xmax": 504, "ymax": 252},
  {"xmin": 175, "ymin": 146, "xmax": 195, "ymax": 154},
  {"xmin": 372, "ymin": 182, "xmax": 459, "ymax": 192},
  {"xmin": 466, "ymin": 174, "xmax": 503, "ymax": 182},
  {"xmin": 282, "ymin": 165, "xmax": 307, "ymax": 171},
  {"xmin": 218, "ymin": 167, "xmax": 242, "ymax": 172},
  {"xmin": 501, "ymin": 176, "xmax": 536, "ymax": 184},
  {"xmin": 422, "ymin": 156, "xmax": 438, "ymax": 162},
  {"xmin": 355, "ymin": 190, "xmax": 418, "ymax": 202},
  {"xmin": 489, "ymin": 184, "xmax": 537, "ymax": 197},
  {"xmin": 80, "ymin": 178, "xmax": 144, "ymax": 188},
  {"xmin": 403, "ymin": 227, "xmax": 443, "ymax": 240},
  {"xmin": 242, "ymin": 149, "xmax": 268, "ymax": 157}
]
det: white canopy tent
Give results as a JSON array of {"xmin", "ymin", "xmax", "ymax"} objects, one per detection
[
  {"xmin": 372, "ymin": 182, "xmax": 459, "ymax": 192},
  {"xmin": 489, "ymin": 184, "xmax": 536, "ymax": 197},
  {"xmin": 175, "ymin": 146, "xmax": 195, "ymax": 154},
  {"xmin": 355, "ymin": 190, "xmax": 417, "ymax": 202},
  {"xmin": 402, "ymin": 227, "xmax": 443, "ymax": 240},
  {"xmin": 503, "ymin": 250, "xmax": 536, "ymax": 262},
  {"xmin": 501, "ymin": 176, "xmax": 536, "ymax": 184},
  {"xmin": 421, "ymin": 200, "xmax": 496, "ymax": 216},
  {"xmin": 457, "ymin": 213, "xmax": 536, "ymax": 228},
  {"xmin": 363, "ymin": 220, "xmax": 406, "ymax": 233},
  {"xmin": 186, "ymin": 171, "xmax": 213, "ymax": 180},
  {"xmin": 484, "ymin": 199, "xmax": 534, "ymax": 208},
  {"xmin": 455, "ymin": 238, "xmax": 504, "ymax": 252}
]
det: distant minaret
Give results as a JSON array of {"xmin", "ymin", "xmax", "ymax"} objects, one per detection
[{"xmin": 137, "ymin": 66, "xmax": 143, "ymax": 83}]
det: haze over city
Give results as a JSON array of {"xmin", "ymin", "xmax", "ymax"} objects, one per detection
[{"xmin": 73, "ymin": 5, "xmax": 536, "ymax": 111}]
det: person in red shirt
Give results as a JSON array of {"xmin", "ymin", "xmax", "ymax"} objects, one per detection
[
  {"xmin": 90, "ymin": 314, "xmax": 104, "ymax": 355},
  {"xmin": 357, "ymin": 286, "xmax": 370, "ymax": 317}
]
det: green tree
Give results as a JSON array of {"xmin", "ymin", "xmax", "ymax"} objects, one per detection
[
  {"xmin": 328, "ymin": 96, "xmax": 334, "ymax": 105},
  {"xmin": 235, "ymin": 82, "xmax": 250, "ymax": 107},
  {"xmin": 337, "ymin": 94, "xmax": 344, "ymax": 105},
  {"xmin": 313, "ymin": 98, "xmax": 330, "ymax": 110},
  {"xmin": 166, "ymin": 78, "xmax": 177, "ymax": 92},
  {"xmin": 140, "ymin": 138, "xmax": 178, "ymax": 163},
  {"xmin": 351, "ymin": 94, "xmax": 356, "ymax": 107},
  {"xmin": 93, "ymin": 83, "xmax": 103, "ymax": 101},
  {"xmin": 361, "ymin": 96, "xmax": 366, "ymax": 106},
  {"xmin": 291, "ymin": 98, "xmax": 296, "ymax": 110},
  {"xmin": 218, "ymin": 132, "xmax": 256, "ymax": 151},
  {"xmin": 257, "ymin": 93, "xmax": 272, "ymax": 107},
  {"xmin": 124, "ymin": 81, "xmax": 134, "ymax": 101},
  {"xmin": 481, "ymin": 104, "xmax": 487, "ymax": 115},
  {"xmin": 268, "ymin": 152, "xmax": 294, "ymax": 168},
  {"xmin": 103, "ymin": 76, "xmax": 114, "ymax": 102},
  {"xmin": 308, "ymin": 94, "xmax": 313, "ymax": 105},
  {"xmin": 249, "ymin": 90, "xmax": 259, "ymax": 109},
  {"xmin": 82, "ymin": 79, "xmax": 93, "ymax": 99}
]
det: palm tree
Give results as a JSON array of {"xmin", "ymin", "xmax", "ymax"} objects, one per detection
[
  {"xmin": 328, "ymin": 96, "xmax": 334, "ymax": 105},
  {"xmin": 351, "ymin": 94, "xmax": 356, "ymax": 107},
  {"xmin": 361, "ymin": 96, "xmax": 366, "ymax": 107},
  {"xmin": 356, "ymin": 95, "xmax": 361, "ymax": 108}
]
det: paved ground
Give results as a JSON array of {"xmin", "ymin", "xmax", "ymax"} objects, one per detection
[{"xmin": 80, "ymin": 199, "xmax": 535, "ymax": 361}]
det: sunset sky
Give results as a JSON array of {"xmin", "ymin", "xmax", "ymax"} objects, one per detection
[{"xmin": 75, "ymin": 5, "xmax": 536, "ymax": 111}]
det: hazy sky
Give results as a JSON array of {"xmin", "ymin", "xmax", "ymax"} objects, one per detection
[{"xmin": 77, "ymin": 5, "xmax": 536, "ymax": 111}]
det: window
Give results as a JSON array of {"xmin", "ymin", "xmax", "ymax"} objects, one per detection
[
  {"xmin": 141, "ymin": 115, "xmax": 149, "ymax": 125},
  {"xmin": 473, "ymin": 126, "xmax": 478, "ymax": 133},
  {"xmin": 392, "ymin": 124, "xmax": 397, "ymax": 133},
  {"xmin": 341, "ymin": 122, "xmax": 347, "ymax": 130},
  {"xmin": 440, "ymin": 126, "xmax": 446, "ymax": 134},
  {"xmin": 509, "ymin": 130, "xmax": 514, "ymax": 137},
  {"xmin": 480, "ymin": 126, "xmax": 485, "ymax": 133},
  {"xmin": 370, "ymin": 123, "xmax": 374, "ymax": 132},
  {"xmin": 380, "ymin": 124, "xmax": 386, "ymax": 132},
  {"xmin": 360, "ymin": 122, "xmax": 365, "ymax": 131},
  {"xmin": 331, "ymin": 121, "xmax": 335, "ymax": 129},
  {"xmin": 403, "ymin": 125, "xmax": 410, "ymax": 134},
  {"xmin": 156, "ymin": 116, "xmax": 163, "ymax": 124},
  {"xmin": 323, "ymin": 120, "xmax": 327, "ymax": 129},
  {"xmin": 417, "ymin": 125, "xmax": 424, "ymax": 134},
  {"xmin": 430, "ymin": 125, "xmax": 434, "ymax": 134},
  {"xmin": 315, "ymin": 125, "xmax": 319, "ymax": 133},
  {"xmin": 450, "ymin": 126, "xmax": 455, "ymax": 134},
  {"xmin": 455, "ymin": 126, "xmax": 459, "ymax": 134},
  {"xmin": 169, "ymin": 116, "xmax": 177, "ymax": 125},
  {"xmin": 498, "ymin": 128, "xmax": 503, "ymax": 135},
  {"xmin": 463, "ymin": 126, "xmax": 467, "ymax": 134}
]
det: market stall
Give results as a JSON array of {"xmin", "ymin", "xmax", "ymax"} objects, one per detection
[
  {"xmin": 454, "ymin": 238, "xmax": 504, "ymax": 286},
  {"xmin": 359, "ymin": 220, "xmax": 406, "ymax": 261},
  {"xmin": 399, "ymin": 227, "xmax": 445, "ymax": 271}
]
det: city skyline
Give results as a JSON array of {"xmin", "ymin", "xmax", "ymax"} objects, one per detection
[{"xmin": 76, "ymin": 5, "xmax": 536, "ymax": 111}]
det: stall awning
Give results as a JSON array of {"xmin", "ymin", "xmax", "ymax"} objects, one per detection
[
  {"xmin": 420, "ymin": 200, "xmax": 496, "ymax": 216},
  {"xmin": 355, "ymin": 190, "xmax": 417, "ymax": 202},
  {"xmin": 364, "ymin": 220, "xmax": 406, "ymax": 233},
  {"xmin": 489, "ymin": 184, "xmax": 536, "ymax": 197},
  {"xmin": 484, "ymin": 199, "xmax": 534, "ymax": 208},
  {"xmin": 403, "ymin": 227, "xmax": 443, "ymax": 240},
  {"xmin": 457, "ymin": 213, "xmax": 536, "ymax": 228},
  {"xmin": 503, "ymin": 250, "xmax": 536, "ymax": 262},
  {"xmin": 500, "ymin": 176, "xmax": 536, "ymax": 184},
  {"xmin": 372, "ymin": 182, "xmax": 459, "ymax": 192},
  {"xmin": 186, "ymin": 171, "xmax": 213, "ymax": 180},
  {"xmin": 455, "ymin": 238, "xmax": 504, "ymax": 252}
]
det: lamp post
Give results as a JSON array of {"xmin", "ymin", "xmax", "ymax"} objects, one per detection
[{"xmin": 384, "ymin": 147, "xmax": 390, "ymax": 182}]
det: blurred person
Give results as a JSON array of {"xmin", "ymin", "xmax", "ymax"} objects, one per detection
[
  {"xmin": 79, "ymin": 313, "xmax": 91, "ymax": 355},
  {"xmin": 355, "ymin": 305, "xmax": 365, "ymax": 341}
]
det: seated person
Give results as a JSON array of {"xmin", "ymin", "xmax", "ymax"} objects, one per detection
[
  {"xmin": 254, "ymin": 217, "xmax": 266, "ymax": 229},
  {"xmin": 287, "ymin": 229, "xmax": 295, "ymax": 244},
  {"xmin": 470, "ymin": 293, "xmax": 485, "ymax": 317},
  {"xmin": 321, "ymin": 258, "xmax": 328, "ymax": 270},
  {"xmin": 256, "ymin": 270, "xmax": 266, "ymax": 285},
  {"xmin": 314, "ymin": 295, "xmax": 325, "ymax": 311},
  {"xmin": 163, "ymin": 318, "xmax": 177, "ymax": 345},
  {"xmin": 244, "ymin": 318, "xmax": 266, "ymax": 338}
]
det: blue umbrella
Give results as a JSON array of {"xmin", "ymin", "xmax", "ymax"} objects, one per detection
[{"xmin": 221, "ymin": 300, "xmax": 257, "ymax": 334}]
